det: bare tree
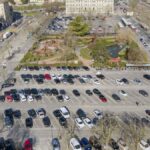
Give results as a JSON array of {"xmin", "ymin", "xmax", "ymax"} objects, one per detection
[
  {"xmin": 93, "ymin": 113, "xmax": 119, "ymax": 147},
  {"xmin": 120, "ymin": 116, "xmax": 145, "ymax": 150}
]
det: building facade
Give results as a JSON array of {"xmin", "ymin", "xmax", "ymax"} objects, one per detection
[
  {"xmin": 66, "ymin": 0, "xmax": 114, "ymax": 15},
  {"xmin": 0, "ymin": 1, "xmax": 13, "ymax": 26}
]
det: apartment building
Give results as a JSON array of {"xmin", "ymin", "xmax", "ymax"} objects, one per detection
[
  {"xmin": 0, "ymin": 1, "xmax": 13, "ymax": 26},
  {"xmin": 66, "ymin": 0, "xmax": 114, "ymax": 15}
]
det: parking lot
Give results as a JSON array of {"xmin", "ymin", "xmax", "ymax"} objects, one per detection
[{"xmin": 0, "ymin": 68, "xmax": 150, "ymax": 149}]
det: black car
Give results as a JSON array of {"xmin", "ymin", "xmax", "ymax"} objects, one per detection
[
  {"xmin": 79, "ymin": 78, "xmax": 86, "ymax": 84},
  {"xmin": 85, "ymin": 90, "xmax": 93, "ymax": 96},
  {"xmin": 25, "ymin": 118, "xmax": 33, "ymax": 128},
  {"xmin": 42, "ymin": 116, "xmax": 51, "ymax": 127},
  {"xmin": 51, "ymin": 89, "xmax": 59, "ymax": 96},
  {"xmin": 112, "ymin": 94, "xmax": 121, "ymax": 101},
  {"xmin": 13, "ymin": 110, "xmax": 21, "ymax": 119},
  {"xmin": 96, "ymin": 74, "xmax": 105, "ymax": 79},
  {"xmin": 28, "ymin": 109, "xmax": 37, "ymax": 118},
  {"xmin": 59, "ymin": 89, "xmax": 66, "ymax": 95},
  {"xmin": 26, "ymin": 74, "xmax": 32, "ymax": 79},
  {"xmin": 0, "ymin": 95, "xmax": 5, "ymax": 102},
  {"xmin": 121, "ymin": 78, "xmax": 129, "ymax": 84},
  {"xmin": 30, "ymin": 88, "xmax": 38, "ymax": 95},
  {"xmin": 145, "ymin": 110, "xmax": 150, "ymax": 116},
  {"xmin": 76, "ymin": 109, "xmax": 86, "ymax": 119},
  {"xmin": 36, "ymin": 78, "xmax": 44, "ymax": 84},
  {"xmin": 139, "ymin": 90, "xmax": 148, "ymax": 97},
  {"xmin": 2, "ymin": 84, "xmax": 14, "ymax": 88},
  {"xmin": 33, "ymin": 75, "xmax": 39, "ymax": 80},
  {"xmin": 67, "ymin": 78, "xmax": 74, "ymax": 84},
  {"xmin": 82, "ymin": 66, "xmax": 90, "ymax": 71},
  {"xmin": 59, "ymin": 116, "xmax": 67, "ymax": 127},
  {"xmin": 93, "ymin": 89, "xmax": 101, "ymax": 96},
  {"xmin": 143, "ymin": 74, "xmax": 150, "ymax": 80},
  {"xmin": 72, "ymin": 90, "xmax": 80, "ymax": 96},
  {"xmin": 5, "ymin": 139, "xmax": 15, "ymax": 150},
  {"xmin": 24, "ymin": 88, "xmax": 31, "ymax": 95},
  {"xmin": 54, "ymin": 79, "xmax": 61, "ymax": 84},
  {"xmin": 53, "ymin": 110, "xmax": 62, "ymax": 119},
  {"xmin": 39, "ymin": 74, "xmax": 45, "ymax": 79},
  {"xmin": 10, "ymin": 89, "xmax": 17, "ymax": 95},
  {"xmin": 109, "ymin": 139, "xmax": 119, "ymax": 150},
  {"xmin": 43, "ymin": 88, "xmax": 52, "ymax": 95},
  {"xmin": 56, "ymin": 95, "xmax": 64, "ymax": 102},
  {"xmin": 0, "ymin": 137, "xmax": 5, "ymax": 149},
  {"xmin": 34, "ymin": 95, "xmax": 42, "ymax": 101},
  {"xmin": 4, "ymin": 108, "xmax": 13, "ymax": 117},
  {"xmin": 12, "ymin": 94, "xmax": 20, "ymax": 102},
  {"xmin": 5, "ymin": 116, "xmax": 13, "ymax": 128}
]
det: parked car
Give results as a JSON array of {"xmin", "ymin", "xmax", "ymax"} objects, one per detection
[
  {"xmin": 117, "ymin": 138, "xmax": 128, "ymax": 150},
  {"xmin": 70, "ymin": 138, "xmax": 82, "ymax": 150},
  {"xmin": 89, "ymin": 136, "xmax": 102, "ymax": 150},
  {"xmin": 93, "ymin": 109, "xmax": 103, "ymax": 119},
  {"xmin": 75, "ymin": 118, "xmax": 85, "ymax": 129},
  {"xmin": 139, "ymin": 90, "xmax": 148, "ymax": 97},
  {"xmin": 73, "ymin": 90, "xmax": 80, "ymax": 97},
  {"xmin": 59, "ymin": 106, "xmax": 70, "ymax": 119},
  {"xmin": 109, "ymin": 139, "xmax": 119, "ymax": 150},
  {"xmin": 42, "ymin": 116, "xmax": 51, "ymax": 127},
  {"xmin": 119, "ymin": 90, "xmax": 128, "ymax": 96},
  {"xmin": 51, "ymin": 138, "xmax": 60, "ymax": 150},
  {"xmin": 76, "ymin": 109, "xmax": 86, "ymax": 119},
  {"xmin": 0, "ymin": 137, "xmax": 5, "ymax": 149},
  {"xmin": 23, "ymin": 138, "xmax": 32, "ymax": 150},
  {"xmin": 83, "ymin": 117, "xmax": 93, "ymax": 128},
  {"xmin": 112, "ymin": 94, "xmax": 121, "ymax": 101},
  {"xmin": 80, "ymin": 137, "xmax": 92, "ymax": 150},
  {"xmin": 25, "ymin": 118, "xmax": 33, "ymax": 128},
  {"xmin": 143, "ymin": 74, "xmax": 150, "ymax": 80},
  {"xmin": 36, "ymin": 108, "xmax": 46, "ymax": 118},
  {"xmin": 59, "ymin": 116, "xmax": 67, "ymax": 127},
  {"xmin": 13, "ymin": 110, "xmax": 21, "ymax": 119},
  {"xmin": 28, "ymin": 109, "xmax": 37, "ymax": 118},
  {"xmin": 139, "ymin": 140, "xmax": 150, "ymax": 150},
  {"xmin": 85, "ymin": 90, "xmax": 93, "ymax": 96}
]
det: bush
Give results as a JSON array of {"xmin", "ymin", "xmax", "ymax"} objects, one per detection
[{"xmin": 80, "ymin": 48, "xmax": 92, "ymax": 60}]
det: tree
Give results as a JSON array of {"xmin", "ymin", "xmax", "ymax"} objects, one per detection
[
  {"xmin": 129, "ymin": 0, "xmax": 138, "ymax": 12},
  {"xmin": 89, "ymin": 39, "xmax": 110, "ymax": 66},
  {"xmin": 120, "ymin": 117, "xmax": 145, "ymax": 150},
  {"xmin": 69, "ymin": 16, "xmax": 90, "ymax": 36},
  {"xmin": 21, "ymin": 0, "xmax": 29, "ymax": 4},
  {"xmin": 93, "ymin": 113, "xmax": 119, "ymax": 146},
  {"xmin": 126, "ymin": 41, "xmax": 148, "ymax": 63}
]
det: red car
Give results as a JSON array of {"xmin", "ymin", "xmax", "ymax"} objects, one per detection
[
  {"xmin": 99, "ymin": 95, "xmax": 107, "ymax": 103},
  {"xmin": 23, "ymin": 139, "xmax": 32, "ymax": 150},
  {"xmin": 44, "ymin": 74, "xmax": 51, "ymax": 80},
  {"xmin": 5, "ymin": 95, "xmax": 13, "ymax": 102}
]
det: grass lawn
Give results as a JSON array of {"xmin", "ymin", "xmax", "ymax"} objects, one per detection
[
  {"xmin": 24, "ymin": 11, "xmax": 40, "ymax": 17},
  {"xmin": 80, "ymin": 48, "xmax": 92, "ymax": 60}
]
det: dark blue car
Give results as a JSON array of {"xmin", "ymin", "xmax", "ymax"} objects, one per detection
[{"xmin": 80, "ymin": 137, "xmax": 92, "ymax": 150}]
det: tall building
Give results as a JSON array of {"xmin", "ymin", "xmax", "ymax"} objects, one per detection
[
  {"xmin": 66, "ymin": 0, "xmax": 114, "ymax": 15},
  {"xmin": 0, "ymin": 1, "xmax": 13, "ymax": 26}
]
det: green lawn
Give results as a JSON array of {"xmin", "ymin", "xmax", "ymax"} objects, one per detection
[{"xmin": 80, "ymin": 48, "xmax": 92, "ymax": 60}]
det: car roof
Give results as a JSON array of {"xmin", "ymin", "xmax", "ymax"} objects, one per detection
[{"xmin": 70, "ymin": 138, "xmax": 79, "ymax": 145}]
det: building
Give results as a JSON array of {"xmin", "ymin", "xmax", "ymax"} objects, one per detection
[
  {"xmin": 0, "ymin": 1, "xmax": 13, "ymax": 26},
  {"xmin": 66, "ymin": 0, "xmax": 114, "ymax": 16},
  {"xmin": 29, "ymin": 0, "xmax": 64, "ymax": 4}
]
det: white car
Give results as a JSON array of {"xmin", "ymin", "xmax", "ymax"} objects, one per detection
[
  {"xmin": 119, "ymin": 90, "xmax": 128, "ymax": 96},
  {"xmin": 70, "ymin": 138, "xmax": 82, "ymax": 150},
  {"xmin": 20, "ymin": 94, "xmax": 27, "ymax": 102},
  {"xmin": 59, "ymin": 106, "xmax": 70, "ymax": 119},
  {"xmin": 139, "ymin": 140, "xmax": 150, "ymax": 150},
  {"xmin": 93, "ymin": 109, "xmax": 103, "ymax": 119},
  {"xmin": 75, "ymin": 118, "xmax": 85, "ymax": 129},
  {"xmin": 116, "ymin": 79, "xmax": 124, "ymax": 85},
  {"xmin": 36, "ymin": 108, "xmax": 46, "ymax": 118},
  {"xmin": 27, "ymin": 95, "xmax": 34, "ymax": 102},
  {"xmin": 57, "ymin": 74, "xmax": 63, "ymax": 80},
  {"xmin": 63, "ymin": 95, "xmax": 70, "ymax": 101},
  {"xmin": 52, "ymin": 74, "xmax": 57, "ymax": 80},
  {"xmin": 93, "ymin": 79, "xmax": 100, "ymax": 85},
  {"xmin": 83, "ymin": 118, "xmax": 94, "ymax": 128}
]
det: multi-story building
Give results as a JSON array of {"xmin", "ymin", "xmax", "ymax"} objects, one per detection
[
  {"xmin": 0, "ymin": 1, "xmax": 13, "ymax": 26},
  {"xmin": 66, "ymin": 0, "xmax": 114, "ymax": 16},
  {"xmin": 29, "ymin": 0, "xmax": 64, "ymax": 4}
]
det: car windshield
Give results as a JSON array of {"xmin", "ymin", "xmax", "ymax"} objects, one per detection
[{"xmin": 75, "ymin": 145, "xmax": 81, "ymax": 149}]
